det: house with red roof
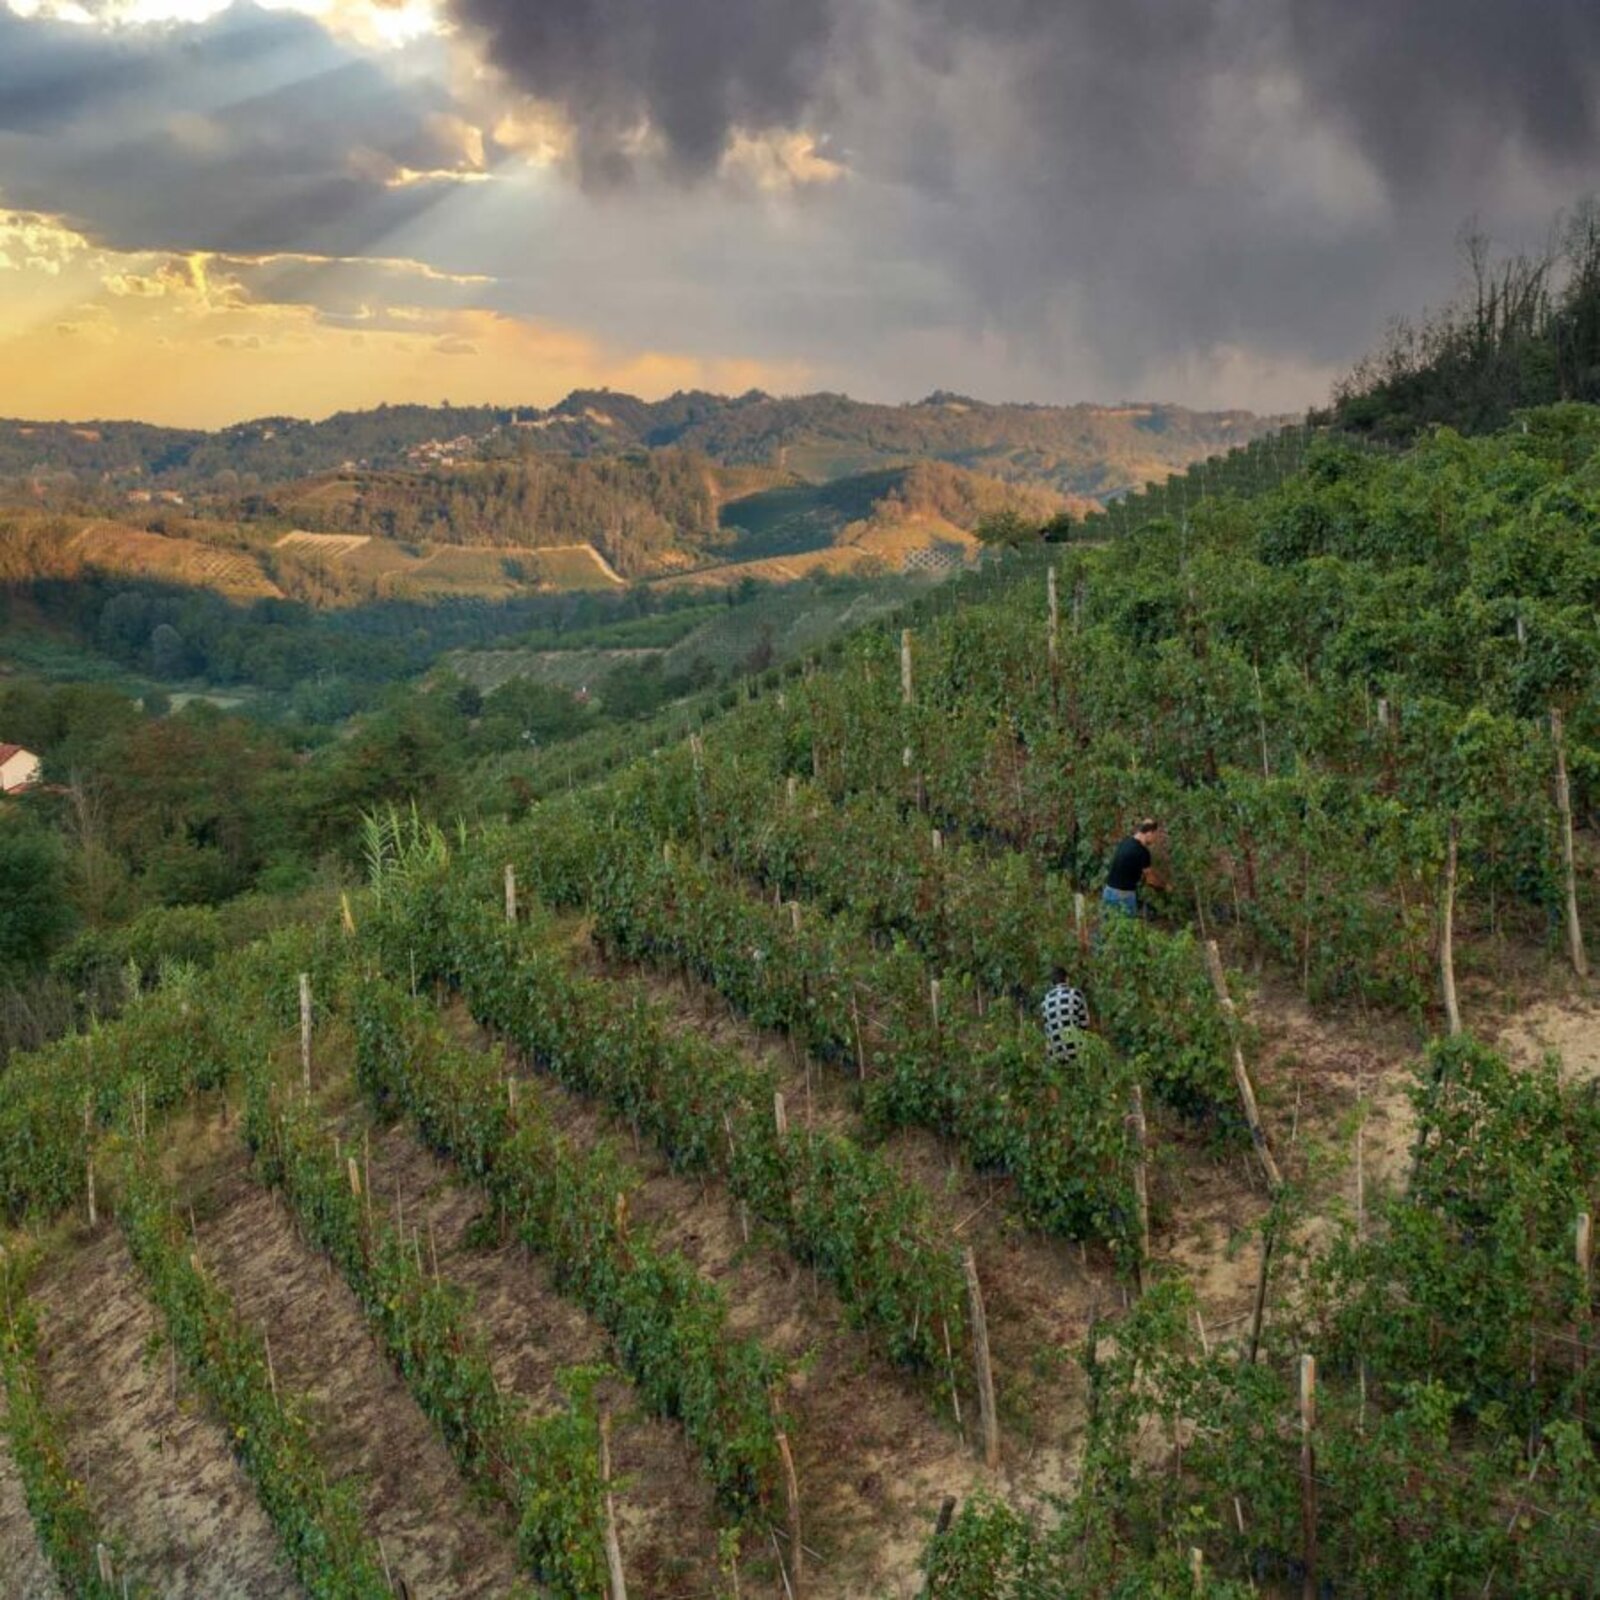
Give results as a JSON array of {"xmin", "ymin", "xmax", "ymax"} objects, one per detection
[{"xmin": 0, "ymin": 744, "xmax": 41, "ymax": 794}]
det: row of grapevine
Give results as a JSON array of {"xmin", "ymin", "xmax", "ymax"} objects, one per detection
[
  {"xmin": 499, "ymin": 809, "xmax": 1140, "ymax": 1251},
  {"xmin": 241, "ymin": 1066, "xmax": 602, "ymax": 1598},
  {"xmin": 591, "ymin": 746, "xmax": 1238, "ymax": 1115},
  {"xmin": 366, "ymin": 871, "xmax": 969, "ymax": 1372},
  {"xmin": 346, "ymin": 970, "xmax": 785, "ymax": 1516},
  {"xmin": 0, "ymin": 923, "xmax": 336, "ymax": 1223},
  {"xmin": 116, "ymin": 1153, "xmax": 394, "ymax": 1598},
  {"xmin": 0, "ymin": 1254, "xmax": 128, "ymax": 1598},
  {"xmin": 1075, "ymin": 424, "xmax": 1328, "ymax": 543},
  {"xmin": 687, "ymin": 553, "xmax": 1577, "ymax": 1009}
]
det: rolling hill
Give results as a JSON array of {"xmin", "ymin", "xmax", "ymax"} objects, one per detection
[{"xmin": 0, "ymin": 387, "xmax": 1288, "ymax": 500}]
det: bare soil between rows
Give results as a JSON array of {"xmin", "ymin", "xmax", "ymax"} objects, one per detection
[
  {"xmin": 30, "ymin": 1226, "xmax": 298, "ymax": 1600},
  {"xmin": 191, "ymin": 1158, "xmax": 523, "ymax": 1599}
]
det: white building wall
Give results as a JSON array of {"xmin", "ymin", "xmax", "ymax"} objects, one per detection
[{"xmin": 0, "ymin": 749, "xmax": 41, "ymax": 792}]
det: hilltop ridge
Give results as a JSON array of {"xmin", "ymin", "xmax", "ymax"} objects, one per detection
[{"xmin": 0, "ymin": 387, "xmax": 1289, "ymax": 500}]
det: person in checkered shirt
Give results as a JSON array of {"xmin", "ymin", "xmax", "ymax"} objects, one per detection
[{"xmin": 1040, "ymin": 966, "xmax": 1090, "ymax": 1064}]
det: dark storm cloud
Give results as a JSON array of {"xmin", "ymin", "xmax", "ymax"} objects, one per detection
[
  {"xmin": 446, "ymin": 0, "xmax": 1600, "ymax": 396},
  {"xmin": 449, "ymin": 0, "xmax": 1600, "ymax": 195},
  {"xmin": 1281, "ymin": 0, "xmax": 1600, "ymax": 188},
  {"xmin": 0, "ymin": 4, "xmax": 472, "ymax": 259},
  {"xmin": 450, "ymin": 0, "xmax": 839, "ymax": 179}
]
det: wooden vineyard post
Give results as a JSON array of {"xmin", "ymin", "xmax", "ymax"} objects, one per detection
[
  {"xmin": 83, "ymin": 1094, "xmax": 96, "ymax": 1228},
  {"xmin": 961, "ymin": 1248, "xmax": 1001, "ymax": 1469},
  {"xmin": 900, "ymin": 628, "xmax": 914, "ymax": 706},
  {"xmin": 504, "ymin": 863, "xmax": 517, "ymax": 924},
  {"xmin": 1299, "ymin": 1354, "xmax": 1318, "ymax": 1600},
  {"xmin": 1579, "ymin": 1211, "xmax": 1593, "ymax": 1425},
  {"xmin": 1252, "ymin": 660, "xmax": 1271, "ymax": 779},
  {"xmin": 1206, "ymin": 937, "xmax": 1283, "ymax": 1363},
  {"xmin": 1552, "ymin": 710, "xmax": 1589, "ymax": 977},
  {"xmin": 1441, "ymin": 817, "xmax": 1463, "ymax": 1036},
  {"xmin": 773, "ymin": 1091, "xmax": 788, "ymax": 1142},
  {"xmin": 1203, "ymin": 941, "xmax": 1281, "ymax": 1190},
  {"xmin": 772, "ymin": 1399, "xmax": 804, "ymax": 1598},
  {"xmin": 1189, "ymin": 1547, "xmax": 1204, "ymax": 1596},
  {"xmin": 929, "ymin": 979, "xmax": 941, "ymax": 1037},
  {"xmin": 786, "ymin": 774, "xmax": 798, "ymax": 807},
  {"xmin": 600, "ymin": 1412, "xmax": 629, "ymax": 1600},
  {"xmin": 1047, "ymin": 567, "xmax": 1060, "ymax": 668},
  {"xmin": 1074, "ymin": 892, "xmax": 1089, "ymax": 958},
  {"xmin": 1129, "ymin": 1082, "xmax": 1151, "ymax": 1292},
  {"xmin": 299, "ymin": 973, "xmax": 313, "ymax": 1096},
  {"xmin": 1356, "ymin": 1064, "xmax": 1368, "ymax": 1430}
]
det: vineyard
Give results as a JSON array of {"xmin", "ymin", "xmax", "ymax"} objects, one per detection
[{"xmin": 2, "ymin": 409, "xmax": 1598, "ymax": 1596}]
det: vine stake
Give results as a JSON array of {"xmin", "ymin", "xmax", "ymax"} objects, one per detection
[
  {"xmin": 1129, "ymin": 1082, "xmax": 1151, "ymax": 1293},
  {"xmin": 600, "ymin": 1412, "xmax": 629, "ymax": 1600},
  {"xmin": 1299, "ymin": 1353, "xmax": 1317, "ymax": 1600},
  {"xmin": 962, "ymin": 1248, "xmax": 1000, "ymax": 1470},
  {"xmin": 1203, "ymin": 941, "xmax": 1281, "ymax": 1189},
  {"xmin": 299, "ymin": 973, "xmax": 313, "ymax": 1097},
  {"xmin": 774, "ymin": 1403, "xmax": 804, "ymax": 1597},
  {"xmin": 1552, "ymin": 709, "xmax": 1588, "ymax": 977},
  {"xmin": 1579, "ymin": 1211, "xmax": 1593, "ymax": 1427},
  {"xmin": 1441, "ymin": 816, "xmax": 1463, "ymax": 1036}
]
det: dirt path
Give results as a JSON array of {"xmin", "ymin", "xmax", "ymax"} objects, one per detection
[
  {"xmin": 353, "ymin": 1114, "xmax": 729, "ymax": 1598},
  {"xmin": 29, "ymin": 1229, "xmax": 297, "ymax": 1600},
  {"xmin": 192, "ymin": 1164, "xmax": 523, "ymax": 1600},
  {"xmin": 0, "ymin": 1430, "xmax": 61, "ymax": 1600}
]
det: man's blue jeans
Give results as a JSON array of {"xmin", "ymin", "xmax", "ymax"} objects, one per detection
[{"xmin": 1101, "ymin": 886, "xmax": 1139, "ymax": 918}]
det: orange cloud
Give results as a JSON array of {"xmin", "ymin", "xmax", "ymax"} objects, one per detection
[{"xmin": 0, "ymin": 206, "xmax": 809, "ymax": 424}]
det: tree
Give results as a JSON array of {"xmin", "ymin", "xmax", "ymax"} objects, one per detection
[
  {"xmin": 479, "ymin": 676, "xmax": 588, "ymax": 747},
  {"xmin": 975, "ymin": 508, "xmax": 1039, "ymax": 547},
  {"xmin": 0, "ymin": 826, "xmax": 72, "ymax": 974},
  {"xmin": 149, "ymin": 622, "xmax": 188, "ymax": 679}
]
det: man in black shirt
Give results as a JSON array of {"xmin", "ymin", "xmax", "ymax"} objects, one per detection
[{"xmin": 1103, "ymin": 818, "xmax": 1162, "ymax": 917}]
